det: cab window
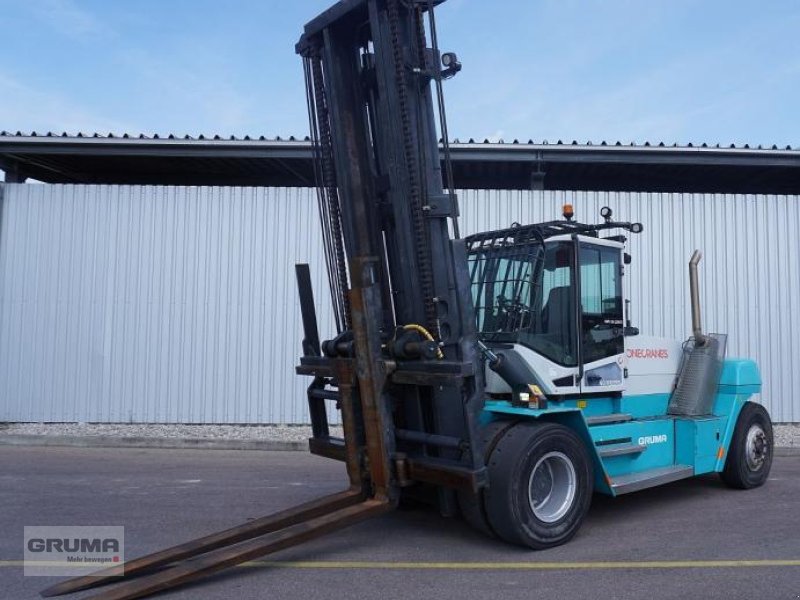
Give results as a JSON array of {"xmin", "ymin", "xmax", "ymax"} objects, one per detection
[{"xmin": 579, "ymin": 244, "xmax": 624, "ymax": 363}]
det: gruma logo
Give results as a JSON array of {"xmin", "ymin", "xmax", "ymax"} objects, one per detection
[
  {"xmin": 24, "ymin": 526, "xmax": 124, "ymax": 577},
  {"xmin": 638, "ymin": 434, "xmax": 668, "ymax": 445},
  {"xmin": 27, "ymin": 538, "xmax": 120, "ymax": 554}
]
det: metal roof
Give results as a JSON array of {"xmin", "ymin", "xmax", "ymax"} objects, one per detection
[{"xmin": 2, "ymin": 131, "xmax": 799, "ymax": 194}]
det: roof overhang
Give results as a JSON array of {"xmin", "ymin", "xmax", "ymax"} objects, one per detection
[{"xmin": 1, "ymin": 133, "xmax": 799, "ymax": 194}]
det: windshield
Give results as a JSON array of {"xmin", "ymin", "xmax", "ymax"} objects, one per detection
[{"xmin": 469, "ymin": 241, "xmax": 577, "ymax": 366}]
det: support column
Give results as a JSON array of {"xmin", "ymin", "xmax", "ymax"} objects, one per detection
[
  {"xmin": 531, "ymin": 153, "xmax": 546, "ymax": 191},
  {"xmin": 3, "ymin": 160, "xmax": 28, "ymax": 183}
]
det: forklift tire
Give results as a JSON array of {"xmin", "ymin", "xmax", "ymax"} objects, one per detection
[
  {"xmin": 457, "ymin": 419, "xmax": 517, "ymax": 537},
  {"xmin": 720, "ymin": 402, "xmax": 773, "ymax": 489},
  {"xmin": 484, "ymin": 421, "xmax": 593, "ymax": 549}
]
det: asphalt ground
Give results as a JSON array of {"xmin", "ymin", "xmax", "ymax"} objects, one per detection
[{"xmin": 1, "ymin": 446, "xmax": 798, "ymax": 600}]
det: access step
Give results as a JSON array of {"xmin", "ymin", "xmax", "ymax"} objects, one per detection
[
  {"xmin": 598, "ymin": 443, "xmax": 646, "ymax": 458},
  {"xmin": 586, "ymin": 413, "xmax": 632, "ymax": 426},
  {"xmin": 609, "ymin": 465, "xmax": 694, "ymax": 495}
]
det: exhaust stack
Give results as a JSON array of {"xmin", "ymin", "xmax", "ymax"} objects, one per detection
[
  {"xmin": 689, "ymin": 250, "xmax": 706, "ymax": 345},
  {"xmin": 668, "ymin": 249, "xmax": 727, "ymax": 416}
]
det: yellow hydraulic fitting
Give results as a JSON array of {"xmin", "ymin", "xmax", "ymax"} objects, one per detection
[{"xmin": 402, "ymin": 324, "xmax": 444, "ymax": 359}]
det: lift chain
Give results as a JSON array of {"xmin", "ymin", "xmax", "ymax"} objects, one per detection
[
  {"xmin": 387, "ymin": 0, "xmax": 438, "ymax": 332},
  {"xmin": 311, "ymin": 56, "xmax": 351, "ymax": 330}
]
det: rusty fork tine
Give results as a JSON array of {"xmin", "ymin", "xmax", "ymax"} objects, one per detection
[
  {"xmin": 40, "ymin": 489, "xmax": 364, "ymax": 598},
  {"xmin": 82, "ymin": 500, "xmax": 389, "ymax": 600}
]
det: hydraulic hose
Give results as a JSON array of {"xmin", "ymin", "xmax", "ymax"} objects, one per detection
[{"xmin": 402, "ymin": 324, "xmax": 444, "ymax": 359}]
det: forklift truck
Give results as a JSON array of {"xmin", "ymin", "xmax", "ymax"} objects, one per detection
[{"xmin": 43, "ymin": 1, "xmax": 772, "ymax": 597}]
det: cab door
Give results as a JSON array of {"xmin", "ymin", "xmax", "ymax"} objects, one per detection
[{"xmin": 577, "ymin": 240, "xmax": 626, "ymax": 393}]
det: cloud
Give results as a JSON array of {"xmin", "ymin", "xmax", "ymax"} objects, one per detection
[
  {"xmin": 441, "ymin": 1, "xmax": 799, "ymax": 147},
  {"xmin": 29, "ymin": 0, "xmax": 106, "ymax": 39},
  {"xmin": 452, "ymin": 33, "xmax": 799, "ymax": 147},
  {"xmin": 0, "ymin": 71, "xmax": 132, "ymax": 134},
  {"xmin": 115, "ymin": 47, "xmax": 257, "ymax": 136},
  {"xmin": 0, "ymin": 2, "xmax": 255, "ymax": 137}
]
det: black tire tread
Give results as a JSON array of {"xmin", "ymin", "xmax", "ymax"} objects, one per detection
[
  {"xmin": 457, "ymin": 419, "xmax": 517, "ymax": 537},
  {"xmin": 721, "ymin": 402, "xmax": 773, "ymax": 489}
]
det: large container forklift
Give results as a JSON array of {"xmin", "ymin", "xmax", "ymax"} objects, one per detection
[{"xmin": 43, "ymin": 0, "xmax": 773, "ymax": 598}]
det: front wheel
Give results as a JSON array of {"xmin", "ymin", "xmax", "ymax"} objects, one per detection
[
  {"xmin": 721, "ymin": 402, "xmax": 773, "ymax": 489},
  {"xmin": 457, "ymin": 419, "xmax": 517, "ymax": 537},
  {"xmin": 484, "ymin": 422, "xmax": 593, "ymax": 549}
]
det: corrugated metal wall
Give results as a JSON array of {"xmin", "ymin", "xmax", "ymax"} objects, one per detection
[
  {"xmin": 0, "ymin": 185, "xmax": 334, "ymax": 423},
  {"xmin": 1, "ymin": 184, "xmax": 797, "ymax": 423}
]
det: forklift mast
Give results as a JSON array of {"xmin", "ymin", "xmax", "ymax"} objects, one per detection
[{"xmin": 295, "ymin": 0, "xmax": 487, "ymax": 508}]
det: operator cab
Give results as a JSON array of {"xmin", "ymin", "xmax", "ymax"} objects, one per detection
[{"xmin": 465, "ymin": 207, "xmax": 643, "ymax": 396}]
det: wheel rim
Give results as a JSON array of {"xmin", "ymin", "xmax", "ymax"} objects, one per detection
[
  {"xmin": 745, "ymin": 424, "xmax": 768, "ymax": 471},
  {"xmin": 528, "ymin": 451, "xmax": 577, "ymax": 523}
]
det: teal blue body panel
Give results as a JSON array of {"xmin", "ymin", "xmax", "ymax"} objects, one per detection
[
  {"xmin": 482, "ymin": 358, "xmax": 762, "ymax": 496},
  {"xmin": 719, "ymin": 359, "xmax": 762, "ymax": 395},
  {"xmin": 589, "ymin": 418, "xmax": 675, "ymax": 476},
  {"xmin": 486, "ymin": 394, "xmax": 670, "ymax": 420},
  {"xmin": 675, "ymin": 416, "xmax": 725, "ymax": 474},
  {"xmin": 713, "ymin": 359, "xmax": 760, "ymax": 471}
]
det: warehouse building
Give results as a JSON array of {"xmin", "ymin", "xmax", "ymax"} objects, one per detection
[{"xmin": 1, "ymin": 132, "xmax": 799, "ymax": 424}]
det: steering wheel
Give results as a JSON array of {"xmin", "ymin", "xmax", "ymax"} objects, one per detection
[{"xmin": 496, "ymin": 295, "xmax": 532, "ymax": 331}]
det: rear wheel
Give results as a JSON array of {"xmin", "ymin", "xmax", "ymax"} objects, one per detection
[
  {"xmin": 484, "ymin": 422, "xmax": 593, "ymax": 549},
  {"xmin": 721, "ymin": 402, "xmax": 773, "ymax": 489}
]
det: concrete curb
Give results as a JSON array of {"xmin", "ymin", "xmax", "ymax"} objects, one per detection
[
  {"xmin": 0, "ymin": 434, "xmax": 306, "ymax": 452},
  {"xmin": 0, "ymin": 433, "xmax": 798, "ymax": 455},
  {"xmin": 775, "ymin": 447, "xmax": 800, "ymax": 457}
]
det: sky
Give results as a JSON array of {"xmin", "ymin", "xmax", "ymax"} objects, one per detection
[{"xmin": 1, "ymin": 0, "xmax": 798, "ymax": 148}]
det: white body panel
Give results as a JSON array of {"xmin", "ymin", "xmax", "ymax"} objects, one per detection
[
  {"xmin": 623, "ymin": 336, "xmax": 683, "ymax": 395},
  {"xmin": 484, "ymin": 343, "xmax": 627, "ymax": 396},
  {"xmin": 485, "ymin": 336, "xmax": 683, "ymax": 397},
  {"xmin": 485, "ymin": 343, "xmax": 581, "ymax": 395}
]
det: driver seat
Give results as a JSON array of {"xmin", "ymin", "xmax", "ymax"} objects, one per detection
[{"xmin": 542, "ymin": 286, "xmax": 575, "ymax": 352}]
